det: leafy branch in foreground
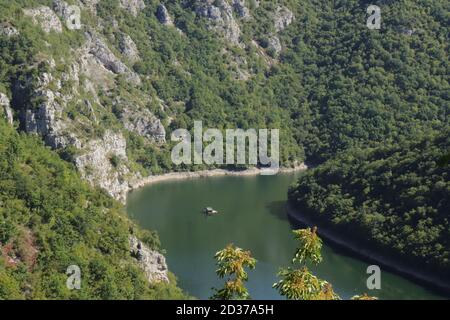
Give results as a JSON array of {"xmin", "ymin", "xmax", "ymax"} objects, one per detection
[
  {"xmin": 211, "ymin": 228, "xmax": 377, "ymax": 300},
  {"xmin": 275, "ymin": 227, "xmax": 378, "ymax": 300},
  {"xmin": 210, "ymin": 244, "xmax": 257, "ymax": 300},
  {"xmin": 352, "ymin": 293, "xmax": 379, "ymax": 300},
  {"xmin": 274, "ymin": 227, "xmax": 340, "ymax": 300}
]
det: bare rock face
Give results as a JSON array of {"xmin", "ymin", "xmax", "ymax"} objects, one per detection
[
  {"xmin": 267, "ymin": 35, "xmax": 282, "ymax": 55},
  {"xmin": 195, "ymin": 0, "xmax": 242, "ymax": 45},
  {"xmin": 119, "ymin": 33, "xmax": 140, "ymax": 62},
  {"xmin": 232, "ymin": 0, "xmax": 250, "ymax": 19},
  {"xmin": 86, "ymin": 32, "xmax": 128, "ymax": 74},
  {"xmin": 0, "ymin": 93, "xmax": 13, "ymax": 125},
  {"xmin": 79, "ymin": 0, "xmax": 100, "ymax": 13},
  {"xmin": 0, "ymin": 23, "xmax": 19, "ymax": 37},
  {"xmin": 129, "ymin": 236, "xmax": 169, "ymax": 284},
  {"xmin": 52, "ymin": 0, "xmax": 70, "ymax": 21},
  {"xmin": 118, "ymin": 102, "xmax": 166, "ymax": 144},
  {"xmin": 24, "ymin": 90, "xmax": 74, "ymax": 149},
  {"xmin": 274, "ymin": 6, "xmax": 294, "ymax": 32},
  {"xmin": 23, "ymin": 6, "xmax": 63, "ymax": 33},
  {"xmin": 20, "ymin": 68, "xmax": 80, "ymax": 149},
  {"xmin": 74, "ymin": 131, "xmax": 135, "ymax": 202},
  {"xmin": 156, "ymin": 4, "xmax": 174, "ymax": 26},
  {"xmin": 119, "ymin": 0, "xmax": 145, "ymax": 17},
  {"xmin": 85, "ymin": 31, "xmax": 141, "ymax": 85}
]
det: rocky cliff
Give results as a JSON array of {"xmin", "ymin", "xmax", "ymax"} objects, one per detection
[
  {"xmin": 129, "ymin": 236, "xmax": 169, "ymax": 284},
  {"xmin": 4, "ymin": 0, "xmax": 296, "ymax": 205}
]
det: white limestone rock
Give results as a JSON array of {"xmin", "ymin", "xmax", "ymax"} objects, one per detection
[
  {"xmin": 119, "ymin": 0, "xmax": 145, "ymax": 17},
  {"xmin": 156, "ymin": 4, "xmax": 174, "ymax": 26},
  {"xmin": 274, "ymin": 6, "xmax": 294, "ymax": 32},
  {"xmin": 0, "ymin": 93, "xmax": 13, "ymax": 125},
  {"xmin": 129, "ymin": 236, "xmax": 169, "ymax": 284},
  {"xmin": 23, "ymin": 6, "xmax": 63, "ymax": 33}
]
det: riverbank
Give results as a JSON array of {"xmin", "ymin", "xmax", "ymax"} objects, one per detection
[
  {"xmin": 128, "ymin": 164, "xmax": 308, "ymax": 193},
  {"xmin": 286, "ymin": 204, "xmax": 450, "ymax": 296}
]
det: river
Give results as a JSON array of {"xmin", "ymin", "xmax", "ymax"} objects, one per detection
[{"xmin": 126, "ymin": 172, "xmax": 444, "ymax": 300}]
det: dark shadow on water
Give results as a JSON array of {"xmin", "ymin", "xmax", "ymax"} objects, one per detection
[{"xmin": 266, "ymin": 201, "xmax": 289, "ymax": 221}]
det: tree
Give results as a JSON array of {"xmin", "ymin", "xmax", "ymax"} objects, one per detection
[
  {"xmin": 273, "ymin": 227, "xmax": 340, "ymax": 300},
  {"xmin": 274, "ymin": 227, "xmax": 377, "ymax": 300},
  {"xmin": 438, "ymin": 152, "xmax": 450, "ymax": 167},
  {"xmin": 210, "ymin": 244, "xmax": 256, "ymax": 300}
]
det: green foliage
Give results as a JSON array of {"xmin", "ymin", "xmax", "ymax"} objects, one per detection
[
  {"xmin": 0, "ymin": 0, "xmax": 448, "ymax": 300},
  {"xmin": 289, "ymin": 131, "xmax": 450, "ymax": 279},
  {"xmin": 211, "ymin": 244, "xmax": 256, "ymax": 300},
  {"xmin": 438, "ymin": 152, "xmax": 450, "ymax": 167},
  {"xmin": 274, "ymin": 228, "xmax": 340, "ymax": 300},
  {"xmin": 292, "ymin": 227, "xmax": 323, "ymax": 265},
  {"xmin": 0, "ymin": 120, "xmax": 187, "ymax": 299},
  {"xmin": 274, "ymin": 267, "xmax": 341, "ymax": 300},
  {"xmin": 2, "ymin": 0, "xmax": 448, "ymax": 172}
]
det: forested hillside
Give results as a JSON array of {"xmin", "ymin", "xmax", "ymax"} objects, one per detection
[
  {"xmin": 0, "ymin": 119, "xmax": 186, "ymax": 299},
  {"xmin": 289, "ymin": 131, "xmax": 450, "ymax": 281},
  {"xmin": 0, "ymin": 0, "xmax": 448, "ymax": 299},
  {"xmin": 1, "ymin": 0, "xmax": 448, "ymax": 189}
]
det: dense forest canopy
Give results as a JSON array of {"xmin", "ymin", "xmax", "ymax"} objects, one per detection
[
  {"xmin": 0, "ymin": 119, "xmax": 186, "ymax": 299},
  {"xmin": 1, "ymin": 0, "xmax": 448, "ymax": 171},
  {"xmin": 289, "ymin": 131, "xmax": 450, "ymax": 279}
]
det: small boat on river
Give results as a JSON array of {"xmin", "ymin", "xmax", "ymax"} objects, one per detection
[{"xmin": 204, "ymin": 207, "xmax": 219, "ymax": 216}]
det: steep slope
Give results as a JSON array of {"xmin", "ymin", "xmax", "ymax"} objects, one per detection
[
  {"xmin": 0, "ymin": 0, "xmax": 448, "ymax": 299},
  {"xmin": 1, "ymin": 0, "xmax": 448, "ymax": 200},
  {"xmin": 0, "ymin": 118, "xmax": 186, "ymax": 299},
  {"xmin": 288, "ymin": 130, "xmax": 450, "ymax": 287}
]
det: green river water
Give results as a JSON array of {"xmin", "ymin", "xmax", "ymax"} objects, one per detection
[{"xmin": 126, "ymin": 172, "xmax": 445, "ymax": 300}]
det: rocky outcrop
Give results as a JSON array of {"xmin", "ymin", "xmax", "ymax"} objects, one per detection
[
  {"xmin": 156, "ymin": 4, "xmax": 174, "ymax": 26},
  {"xmin": 85, "ymin": 31, "xmax": 141, "ymax": 85},
  {"xmin": 274, "ymin": 6, "xmax": 294, "ymax": 32},
  {"xmin": 0, "ymin": 23, "xmax": 19, "ymax": 37},
  {"xmin": 119, "ymin": 33, "xmax": 140, "ymax": 62},
  {"xmin": 119, "ymin": 0, "xmax": 145, "ymax": 17},
  {"xmin": 24, "ymin": 90, "xmax": 76, "ymax": 149},
  {"xmin": 20, "ymin": 66, "xmax": 80, "ymax": 149},
  {"xmin": 118, "ymin": 102, "xmax": 166, "ymax": 143},
  {"xmin": 87, "ymin": 32, "xmax": 129, "ymax": 74},
  {"xmin": 23, "ymin": 6, "xmax": 63, "ymax": 33},
  {"xmin": 9, "ymin": 3, "xmax": 167, "ymax": 205},
  {"xmin": 195, "ymin": 0, "xmax": 242, "ymax": 45},
  {"xmin": 79, "ymin": 0, "xmax": 100, "ymax": 13},
  {"xmin": 52, "ymin": 0, "xmax": 71, "ymax": 21},
  {"xmin": 0, "ymin": 93, "xmax": 13, "ymax": 125},
  {"xmin": 16, "ymin": 53, "xmax": 143, "ymax": 202},
  {"xmin": 267, "ymin": 35, "xmax": 282, "ymax": 55},
  {"xmin": 232, "ymin": 0, "xmax": 250, "ymax": 19},
  {"xmin": 74, "ymin": 130, "xmax": 136, "ymax": 202},
  {"xmin": 129, "ymin": 236, "xmax": 169, "ymax": 284}
]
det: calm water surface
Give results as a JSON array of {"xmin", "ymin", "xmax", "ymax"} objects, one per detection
[{"xmin": 127, "ymin": 173, "xmax": 444, "ymax": 300}]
